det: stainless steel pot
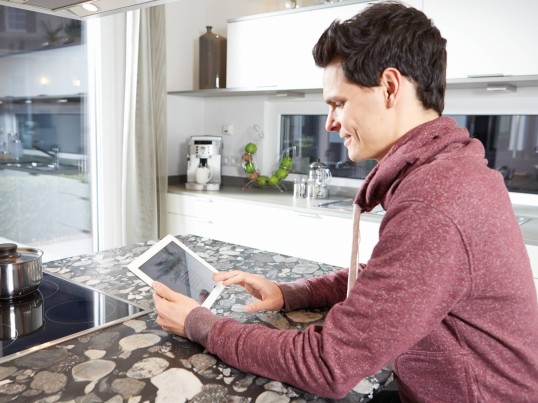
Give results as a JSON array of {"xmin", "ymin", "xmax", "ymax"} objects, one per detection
[
  {"xmin": 0, "ymin": 243, "xmax": 43, "ymax": 300},
  {"xmin": 0, "ymin": 290, "xmax": 44, "ymax": 340}
]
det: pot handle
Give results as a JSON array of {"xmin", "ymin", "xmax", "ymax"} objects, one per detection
[{"xmin": 0, "ymin": 243, "xmax": 21, "ymax": 259}]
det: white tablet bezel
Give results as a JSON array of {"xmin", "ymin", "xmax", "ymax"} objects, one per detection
[{"xmin": 127, "ymin": 235, "xmax": 224, "ymax": 308}]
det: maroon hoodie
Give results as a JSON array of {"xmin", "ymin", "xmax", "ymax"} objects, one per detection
[{"xmin": 186, "ymin": 117, "xmax": 538, "ymax": 402}]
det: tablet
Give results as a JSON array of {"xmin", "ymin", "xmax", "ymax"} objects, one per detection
[{"xmin": 127, "ymin": 235, "xmax": 224, "ymax": 308}]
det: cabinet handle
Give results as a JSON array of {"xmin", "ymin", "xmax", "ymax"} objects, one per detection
[
  {"xmin": 466, "ymin": 73, "xmax": 505, "ymax": 78},
  {"xmin": 294, "ymin": 211, "xmax": 322, "ymax": 219},
  {"xmin": 195, "ymin": 198, "xmax": 213, "ymax": 204},
  {"xmin": 194, "ymin": 218, "xmax": 212, "ymax": 224}
]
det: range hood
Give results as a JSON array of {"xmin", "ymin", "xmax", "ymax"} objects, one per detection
[{"xmin": 0, "ymin": 0, "xmax": 175, "ymax": 19}]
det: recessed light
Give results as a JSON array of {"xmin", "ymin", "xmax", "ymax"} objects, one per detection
[{"xmin": 82, "ymin": 2, "xmax": 100, "ymax": 12}]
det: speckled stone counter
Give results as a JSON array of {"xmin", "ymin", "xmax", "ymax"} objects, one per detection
[{"xmin": 0, "ymin": 235, "xmax": 392, "ymax": 402}]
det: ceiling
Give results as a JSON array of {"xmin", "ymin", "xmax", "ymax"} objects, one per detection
[{"xmin": 0, "ymin": 0, "xmax": 175, "ymax": 19}]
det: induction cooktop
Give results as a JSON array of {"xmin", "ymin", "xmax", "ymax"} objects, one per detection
[{"xmin": 0, "ymin": 272, "xmax": 149, "ymax": 363}]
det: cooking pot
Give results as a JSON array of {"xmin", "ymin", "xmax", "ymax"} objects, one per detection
[
  {"xmin": 0, "ymin": 243, "xmax": 43, "ymax": 300},
  {"xmin": 0, "ymin": 290, "xmax": 44, "ymax": 340}
]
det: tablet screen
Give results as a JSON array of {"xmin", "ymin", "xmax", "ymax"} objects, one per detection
[{"xmin": 127, "ymin": 235, "xmax": 223, "ymax": 308}]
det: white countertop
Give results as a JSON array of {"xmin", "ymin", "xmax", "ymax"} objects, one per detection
[{"xmin": 168, "ymin": 184, "xmax": 538, "ymax": 245}]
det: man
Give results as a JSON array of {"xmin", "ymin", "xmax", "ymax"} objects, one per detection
[{"xmin": 153, "ymin": 2, "xmax": 538, "ymax": 401}]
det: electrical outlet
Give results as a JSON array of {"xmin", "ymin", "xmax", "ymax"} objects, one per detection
[
  {"xmin": 223, "ymin": 155, "xmax": 239, "ymax": 166},
  {"xmin": 222, "ymin": 123, "xmax": 234, "ymax": 135}
]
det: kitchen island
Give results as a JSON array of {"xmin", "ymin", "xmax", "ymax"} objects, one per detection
[{"xmin": 0, "ymin": 235, "xmax": 392, "ymax": 402}]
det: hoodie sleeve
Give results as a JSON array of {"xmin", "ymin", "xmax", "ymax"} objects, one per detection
[
  {"xmin": 199, "ymin": 202, "xmax": 469, "ymax": 399},
  {"xmin": 278, "ymin": 267, "xmax": 349, "ymax": 311},
  {"xmin": 186, "ymin": 268, "xmax": 350, "ymax": 346}
]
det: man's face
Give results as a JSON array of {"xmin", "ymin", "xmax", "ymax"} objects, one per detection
[{"xmin": 322, "ymin": 62, "xmax": 394, "ymax": 162}]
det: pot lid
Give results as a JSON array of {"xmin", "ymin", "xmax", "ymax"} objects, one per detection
[
  {"xmin": 0, "ymin": 243, "xmax": 42, "ymax": 264},
  {"xmin": 309, "ymin": 160, "xmax": 328, "ymax": 169}
]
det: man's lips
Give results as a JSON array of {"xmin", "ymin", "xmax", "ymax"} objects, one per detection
[{"xmin": 341, "ymin": 134, "xmax": 352, "ymax": 147}]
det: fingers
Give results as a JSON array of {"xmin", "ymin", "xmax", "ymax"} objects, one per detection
[
  {"xmin": 244, "ymin": 299, "xmax": 271, "ymax": 313},
  {"xmin": 211, "ymin": 270, "xmax": 284, "ymax": 312},
  {"xmin": 213, "ymin": 270, "xmax": 244, "ymax": 284},
  {"xmin": 213, "ymin": 270, "xmax": 262, "ymax": 287},
  {"xmin": 244, "ymin": 293, "xmax": 283, "ymax": 313},
  {"xmin": 152, "ymin": 281, "xmax": 177, "ymax": 301}
]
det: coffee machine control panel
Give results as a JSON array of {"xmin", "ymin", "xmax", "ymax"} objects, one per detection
[{"xmin": 194, "ymin": 142, "xmax": 215, "ymax": 157}]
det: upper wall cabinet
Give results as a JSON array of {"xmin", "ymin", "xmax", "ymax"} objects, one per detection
[
  {"xmin": 423, "ymin": 0, "xmax": 538, "ymax": 79},
  {"xmin": 226, "ymin": 1, "xmax": 373, "ymax": 90},
  {"xmin": 0, "ymin": 46, "xmax": 87, "ymax": 98}
]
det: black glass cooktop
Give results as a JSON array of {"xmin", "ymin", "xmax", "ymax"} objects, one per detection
[{"xmin": 0, "ymin": 272, "xmax": 148, "ymax": 363}]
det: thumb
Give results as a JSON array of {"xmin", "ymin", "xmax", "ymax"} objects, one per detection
[
  {"xmin": 244, "ymin": 299, "xmax": 272, "ymax": 313},
  {"xmin": 153, "ymin": 281, "xmax": 176, "ymax": 301}
]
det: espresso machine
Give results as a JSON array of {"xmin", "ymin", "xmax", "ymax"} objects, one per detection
[{"xmin": 185, "ymin": 136, "xmax": 223, "ymax": 191}]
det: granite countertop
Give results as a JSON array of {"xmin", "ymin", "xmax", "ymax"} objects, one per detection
[{"xmin": 0, "ymin": 235, "xmax": 392, "ymax": 402}]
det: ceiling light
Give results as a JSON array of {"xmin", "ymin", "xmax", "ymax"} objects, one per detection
[{"xmin": 82, "ymin": 2, "xmax": 100, "ymax": 12}]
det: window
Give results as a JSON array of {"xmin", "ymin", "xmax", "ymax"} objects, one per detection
[
  {"xmin": 5, "ymin": 7, "xmax": 27, "ymax": 32},
  {"xmin": 449, "ymin": 115, "xmax": 538, "ymax": 194},
  {"xmin": 280, "ymin": 114, "xmax": 376, "ymax": 179},
  {"xmin": 0, "ymin": 5, "xmax": 91, "ymax": 260}
]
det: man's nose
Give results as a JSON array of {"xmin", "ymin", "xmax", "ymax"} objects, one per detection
[{"xmin": 326, "ymin": 114, "xmax": 339, "ymax": 132}]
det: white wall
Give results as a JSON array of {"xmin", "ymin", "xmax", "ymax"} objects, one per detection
[
  {"xmin": 165, "ymin": 0, "xmax": 283, "ymax": 176},
  {"xmin": 165, "ymin": 0, "xmax": 282, "ymax": 92}
]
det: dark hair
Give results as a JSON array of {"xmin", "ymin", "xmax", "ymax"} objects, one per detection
[{"xmin": 313, "ymin": 1, "xmax": 447, "ymax": 114}]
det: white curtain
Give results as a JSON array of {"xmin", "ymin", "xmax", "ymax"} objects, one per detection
[
  {"xmin": 122, "ymin": 6, "xmax": 168, "ymax": 245},
  {"xmin": 88, "ymin": 5, "xmax": 168, "ymax": 250}
]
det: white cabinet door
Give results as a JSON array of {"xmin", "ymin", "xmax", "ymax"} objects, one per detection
[
  {"xmin": 277, "ymin": 210, "xmax": 353, "ymax": 268},
  {"xmin": 166, "ymin": 192, "xmax": 381, "ymax": 267},
  {"xmin": 422, "ymin": 0, "xmax": 538, "ymax": 79},
  {"xmin": 166, "ymin": 193, "xmax": 223, "ymax": 239},
  {"xmin": 227, "ymin": 2, "xmax": 369, "ymax": 90}
]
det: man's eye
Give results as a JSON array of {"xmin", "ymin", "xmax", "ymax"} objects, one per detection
[{"xmin": 334, "ymin": 102, "xmax": 344, "ymax": 109}]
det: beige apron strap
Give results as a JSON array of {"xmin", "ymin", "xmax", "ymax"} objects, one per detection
[{"xmin": 347, "ymin": 204, "xmax": 361, "ymax": 298}]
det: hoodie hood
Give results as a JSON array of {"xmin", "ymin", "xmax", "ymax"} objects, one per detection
[{"xmin": 355, "ymin": 116, "xmax": 487, "ymax": 212}]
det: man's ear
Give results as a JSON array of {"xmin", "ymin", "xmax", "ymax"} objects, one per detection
[{"xmin": 380, "ymin": 67, "xmax": 402, "ymax": 108}]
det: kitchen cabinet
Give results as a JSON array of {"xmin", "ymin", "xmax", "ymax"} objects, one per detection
[
  {"xmin": 167, "ymin": 193, "xmax": 227, "ymax": 241},
  {"xmin": 422, "ymin": 0, "xmax": 538, "ymax": 79},
  {"xmin": 226, "ymin": 2, "xmax": 371, "ymax": 90},
  {"xmin": 0, "ymin": 45, "xmax": 87, "ymax": 98},
  {"xmin": 167, "ymin": 192, "xmax": 380, "ymax": 267},
  {"xmin": 167, "ymin": 191, "xmax": 537, "ymax": 297}
]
